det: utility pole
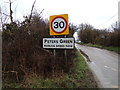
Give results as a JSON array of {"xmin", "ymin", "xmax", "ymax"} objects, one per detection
[
  {"xmin": 118, "ymin": 1, "xmax": 120, "ymax": 28},
  {"xmin": 118, "ymin": 1, "xmax": 120, "ymax": 23}
]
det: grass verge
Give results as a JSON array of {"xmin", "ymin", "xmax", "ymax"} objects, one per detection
[
  {"xmin": 3, "ymin": 50, "xmax": 98, "ymax": 88},
  {"xmin": 79, "ymin": 43, "xmax": 120, "ymax": 54}
]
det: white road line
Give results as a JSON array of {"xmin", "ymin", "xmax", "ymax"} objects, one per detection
[{"xmin": 104, "ymin": 66, "xmax": 117, "ymax": 71}]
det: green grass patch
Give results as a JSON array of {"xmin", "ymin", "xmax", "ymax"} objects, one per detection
[
  {"xmin": 79, "ymin": 43, "xmax": 120, "ymax": 54},
  {"xmin": 104, "ymin": 46, "xmax": 120, "ymax": 53},
  {"xmin": 3, "ymin": 50, "xmax": 98, "ymax": 88},
  {"xmin": 72, "ymin": 51, "xmax": 98, "ymax": 88}
]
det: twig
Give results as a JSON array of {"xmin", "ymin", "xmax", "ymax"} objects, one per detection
[
  {"xmin": 39, "ymin": 9, "xmax": 44, "ymax": 16},
  {"xmin": 24, "ymin": 0, "xmax": 36, "ymax": 31},
  {"xmin": 29, "ymin": 0, "xmax": 36, "ymax": 23},
  {"xmin": 0, "ymin": 12, "xmax": 9, "ymax": 17}
]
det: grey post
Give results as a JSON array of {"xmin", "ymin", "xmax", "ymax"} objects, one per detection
[{"xmin": 64, "ymin": 35, "xmax": 67, "ymax": 67}]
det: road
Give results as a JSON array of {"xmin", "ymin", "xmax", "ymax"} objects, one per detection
[{"xmin": 75, "ymin": 43, "xmax": 119, "ymax": 88}]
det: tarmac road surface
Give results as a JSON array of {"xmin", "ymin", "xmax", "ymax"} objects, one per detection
[{"xmin": 75, "ymin": 43, "xmax": 119, "ymax": 88}]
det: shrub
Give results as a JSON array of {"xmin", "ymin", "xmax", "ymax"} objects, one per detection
[{"xmin": 2, "ymin": 12, "xmax": 76, "ymax": 83}]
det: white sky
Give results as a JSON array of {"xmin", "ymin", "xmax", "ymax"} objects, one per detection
[{"xmin": 0, "ymin": 0, "xmax": 119, "ymax": 29}]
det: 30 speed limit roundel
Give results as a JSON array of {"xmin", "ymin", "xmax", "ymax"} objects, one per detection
[
  {"xmin": 50, "ymin": 14, "xmax": 69, "ymax": 35},
  {"xmin": 51, "ymin": 17, "xmax": 67, "ymax": 33}
]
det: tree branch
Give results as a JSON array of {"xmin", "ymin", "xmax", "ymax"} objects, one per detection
[
  {"xmin": 1, "ymin": 12, "xmax": 9, "ymax": 17},
  {"xmin": 9, "ymin": 0, "xmax": 13, "ymax": 23},
  {"xmin": 29, "ymin": 0, "xmax": 36, "ymax": 23}
]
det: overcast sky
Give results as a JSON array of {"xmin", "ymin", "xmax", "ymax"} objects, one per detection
[{"xmin": 0, "ymin": 0, "xmax": 119, "ymax": 29}]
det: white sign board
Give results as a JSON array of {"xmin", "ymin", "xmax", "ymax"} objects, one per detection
[{"xmin": 43, "ymin": 38, "xmax": 74, "ymax": 49}]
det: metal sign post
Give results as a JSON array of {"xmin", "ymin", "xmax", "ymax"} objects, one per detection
[
  {"xmin": 64, "ymin": 35, "xmax": 67, "ymax": 67},
  {"xmin": 53, "ymin": 35, "xmax": 56, "ymax": 57},
  {"xmin": 53, "ymin": 35, "xmax": 56, "ymax": 75}
]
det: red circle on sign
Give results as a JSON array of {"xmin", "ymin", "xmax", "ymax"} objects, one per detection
[{"xmin": 51, "ymin": 16, "xmax": 68, "ymax": 34}]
